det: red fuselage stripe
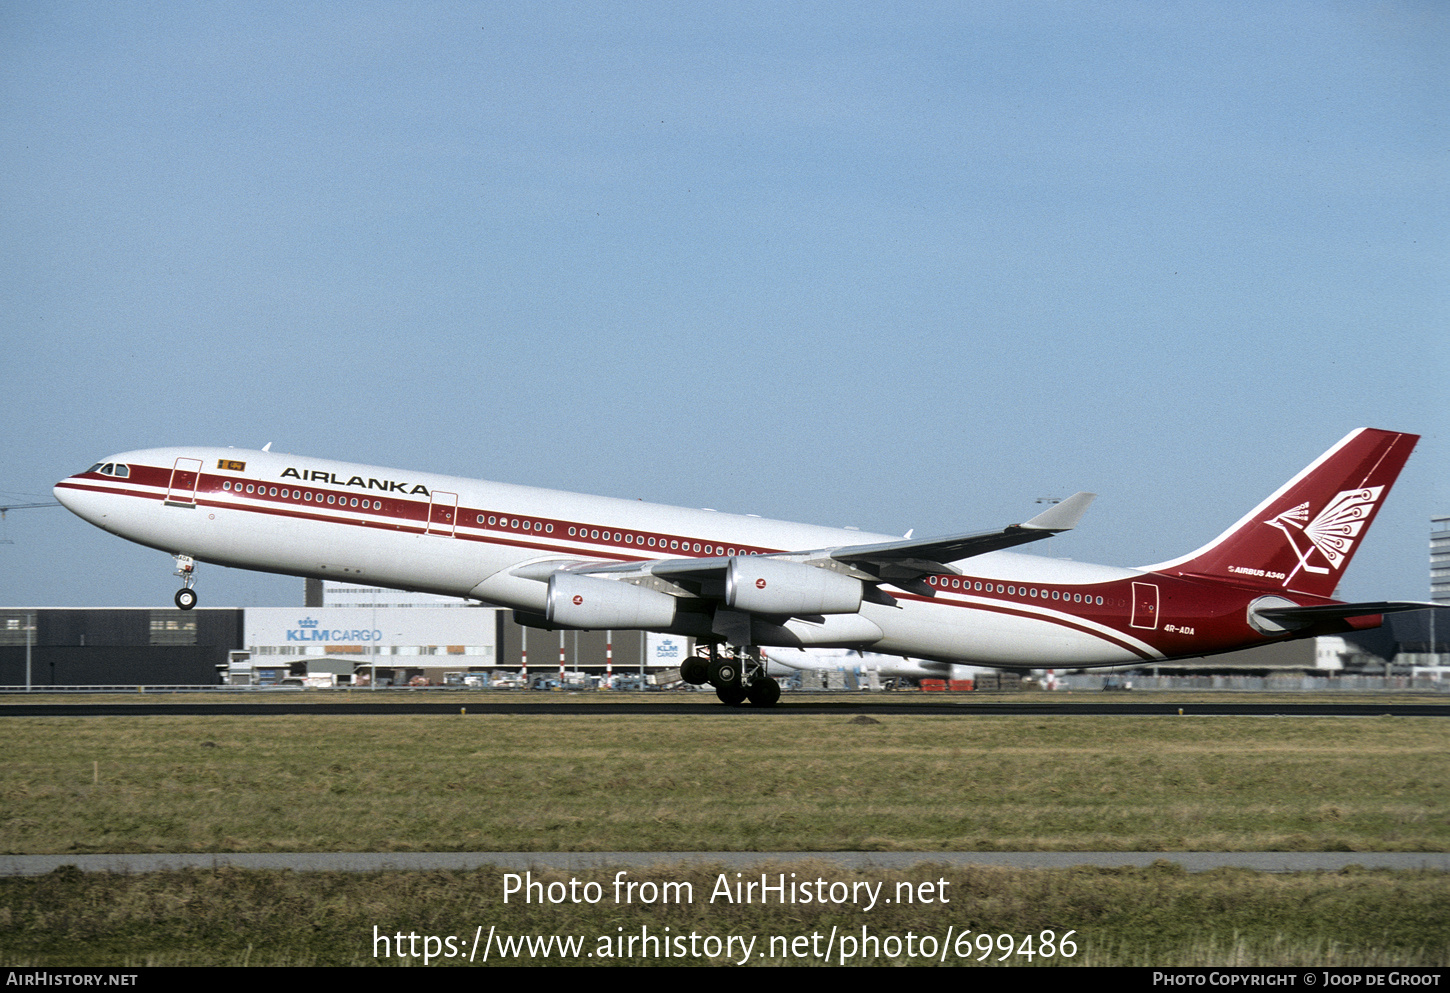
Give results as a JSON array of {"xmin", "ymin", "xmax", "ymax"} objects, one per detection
[{"xmin": 58, "ymin": 473, "xmax": 1162, "ymax": 656}]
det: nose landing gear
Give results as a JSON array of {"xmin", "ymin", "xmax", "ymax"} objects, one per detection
[{"xmin": 173, "ymin": 555, "xmax": 198, "ymax": 610}]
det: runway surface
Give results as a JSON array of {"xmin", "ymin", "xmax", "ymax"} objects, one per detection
[
  {"xmin": 3, "ymin": 851, "xmax": 1446, "ymax": 875},
  {"xmin": 0, "ymin": 699, "xmax": 1445, "ymax": 716}
]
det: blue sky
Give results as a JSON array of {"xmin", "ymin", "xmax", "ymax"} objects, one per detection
[{"xmin": 1, "ymin": 1, "xmax": 1444, "ymax": 607}]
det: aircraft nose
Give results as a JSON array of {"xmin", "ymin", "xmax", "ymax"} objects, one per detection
[{"xmin": 54, "ymin": 479, "xmax": 103, "ymax": 525}]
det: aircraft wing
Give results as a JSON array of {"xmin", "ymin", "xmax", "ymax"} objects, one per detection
[
  {"xmin": 822, "ymin": 491, "xmax": 1096, "ymax": 580},
  {"xmin": 509, "ymin": 558, "xmax": 600, "ymax": 581},
  {"xmin": 567, "ymin": 491, "xmax": 1096, "ymax": 597}
]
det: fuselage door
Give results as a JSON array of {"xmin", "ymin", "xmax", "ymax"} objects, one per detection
[
  {"xmin": 427, "ymin": 491, "xmax": 458, "ymax": 536},
  {"xmin": 165, "ymin": 458, "xmax": 203, "ymax": 507},
  {"xmin": 1130, "ymin": 581, "xmax": 1159, "ymax": 630}
]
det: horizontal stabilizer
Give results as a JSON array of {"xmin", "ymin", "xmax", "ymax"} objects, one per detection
[{"xmin": 1255, "ymin": 601, "xmax": 1441, "ymax": 626}]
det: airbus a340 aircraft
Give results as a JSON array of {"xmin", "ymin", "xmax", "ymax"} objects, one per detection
[
  {"xmin": 55, "ymin": 428, "xmax": 1426, "ymax": 705},
  {"xmin": 762, "ymin": 648, "xmax": 983, "ymax": 685}
]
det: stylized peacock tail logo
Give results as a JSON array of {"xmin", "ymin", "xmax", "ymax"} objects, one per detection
[{"xmin": 1263, "ymin": 487, "xmax": 1382, "ymax": 587}]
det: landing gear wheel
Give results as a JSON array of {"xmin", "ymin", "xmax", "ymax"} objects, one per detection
[
  {"xmin": 171, "ymin": 555, "xmax": 197, "ymax": 611},
  {"xmin": 680, "ymin": 657, "xmax": 709, "ymax": 685},
  {"xmin": 716, "ymin": 684, "xmax": 748, "ymax": 706},
  {"xmin": 746, "ymin": 676, "xmax": 781, "ymax": 707},
  {"xmin": 708, "ymin": 659, "xmax": 739, "ymax": 687}
]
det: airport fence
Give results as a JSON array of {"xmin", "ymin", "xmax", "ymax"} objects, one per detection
[
  {"xmin": 4, "ymin": 675, "xmax": 1449, "ymax": 694},
  {"xmin": 1053, "ymin": 673, "xmax": 1450, "ymax": 693}
]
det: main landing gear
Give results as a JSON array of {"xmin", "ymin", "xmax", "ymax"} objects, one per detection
[
  {"xmin": 173, "ymin": 554, "xmax": 198, "ymax": 610},
  {"xmin": 681, "ymin": 644, "xmax": 781, "ymax": 707}
]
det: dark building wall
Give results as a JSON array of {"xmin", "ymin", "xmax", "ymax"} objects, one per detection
[
  {"xmin": 39, "ymin": 610, "xmax": 148, "ymax": 647},
  {"xmin": 0, "ymin": 646, "xmax": 225, "ymax": 685},
  {"xmin": 1372, "ymin": 608, "xmax": 1450, "ymax": 654},
  {"xmin": 192, "ymin": 610, "xmax": 243, "ymax": 653},
  {"xmin": 0, "ymin": 609, "xmax": 242, "ymax": 685}
]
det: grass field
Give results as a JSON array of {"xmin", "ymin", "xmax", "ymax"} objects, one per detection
[
  {"xmin": 1, "ymin": 710, "xmax": 1445, "ymax": 853},
  {"xmin": 1, "ymin": 704, "xmax": 1446, "ymax": 966},
  {"xmin": 2, "ymin": 863, "xmax": 1446, "ymax": 966}
]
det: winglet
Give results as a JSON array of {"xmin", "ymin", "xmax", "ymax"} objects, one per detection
[{"xmin": 1021, "ymin": 492, "xmax": 1095, "ymax": 531}]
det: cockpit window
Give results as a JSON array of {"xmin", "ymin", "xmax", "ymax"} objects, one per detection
[
  {"xmin": 113, "ymin": 464, "xmax": 129, "ymax": 478},
  {"xmin": 88, "ymin": 463, "xmax": 131, "ymax": 477},
  {"xmin": 87, "ymin": 463, "xmax": 104, "ymax": 474},
  {"xmin": 101, "ymin": 464, "xmax": 114, "ymax": 475}
]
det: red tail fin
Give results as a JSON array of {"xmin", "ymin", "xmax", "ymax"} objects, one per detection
[{"xmin": 1145, "ymin": 428, "xmax": 1418, "ymax": 598}]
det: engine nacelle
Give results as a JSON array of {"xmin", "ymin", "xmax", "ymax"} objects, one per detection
[
  {"xmin": 725, "ymin": 557, "xmax": 863, "ymax": 615},
  {"xmin": 546, "ymin": 572, "xmax": 678, "ymax": 629}
]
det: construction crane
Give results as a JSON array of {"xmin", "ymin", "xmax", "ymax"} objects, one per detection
[{"xmin": 0, "ymin": 501, "xmax": 61, "ymax": 544}]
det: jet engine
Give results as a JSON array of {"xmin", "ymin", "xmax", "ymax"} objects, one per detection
[
  {"xmin": 724, "ymin": 556, "xmax": 863, "ymax": 615},
  {"xmin": 546, "ymin": 572, "xmax": 679, "ymax": 629}
]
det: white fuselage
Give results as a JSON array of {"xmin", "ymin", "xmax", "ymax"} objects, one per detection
[{"xmin": 55, "ymin": 446, "xmax": 1166, "ymax": 668}]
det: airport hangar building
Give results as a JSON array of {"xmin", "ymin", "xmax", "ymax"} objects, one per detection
[
  {"xmin": 0, "ymin": 581, "xmax": 688, "ymax": 687},
  {"xmin": 0, "ymin": 578, "xmax": 1441, "ymax": 686}
]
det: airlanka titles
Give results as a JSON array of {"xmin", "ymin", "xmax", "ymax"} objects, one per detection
[{"xmin": 280, "ymin": 467, "xmax": 430, "ymax": 495}]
